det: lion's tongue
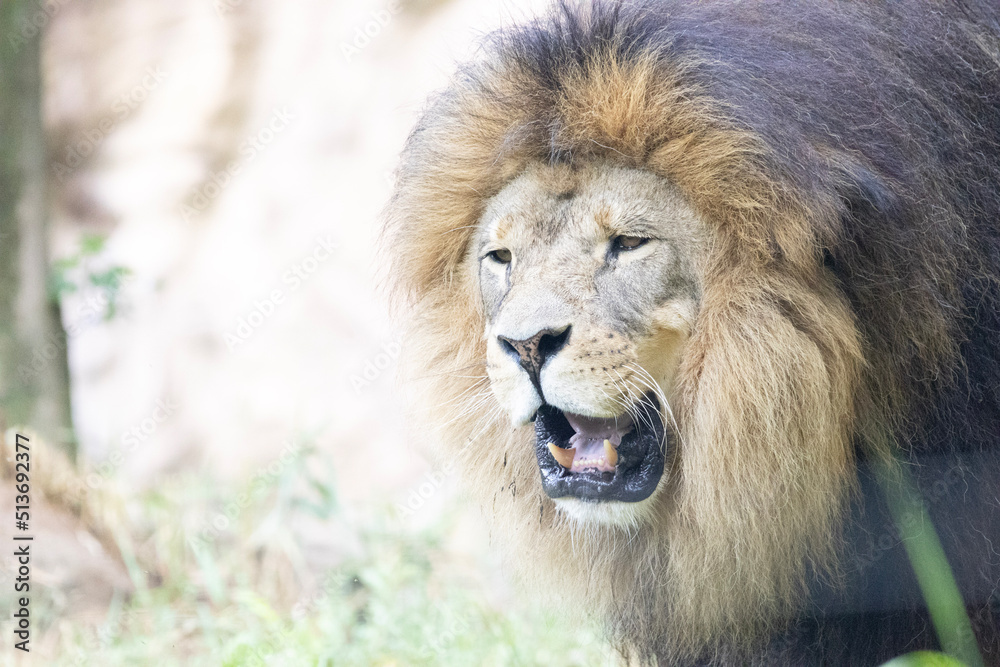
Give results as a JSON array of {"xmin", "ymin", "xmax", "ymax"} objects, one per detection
[{"xmin": 563, "ymin": 412, "xmax": 634, "ymax": 472}]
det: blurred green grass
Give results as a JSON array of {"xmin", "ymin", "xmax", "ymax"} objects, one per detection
[{"xmin": 41, "ymin": 445, "xmax": 612, "ymax": 666}]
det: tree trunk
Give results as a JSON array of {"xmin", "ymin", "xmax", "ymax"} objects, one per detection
[{"xmin": 0, "ymin": 0, "xmax": 76, "ymax": 457}]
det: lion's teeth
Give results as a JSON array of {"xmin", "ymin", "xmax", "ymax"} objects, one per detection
[
  {"xmin": 548, "ymin": 442, "xmax": 576, "ymax": 469},
  {"xmin": 604, "ymin": 439, "xmax": 618, "ymax": 467}
]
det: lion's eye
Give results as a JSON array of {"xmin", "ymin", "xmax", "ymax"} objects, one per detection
[
  {"xmin": 485, "ymin": 248, "xmax": 512, "ymax": 264},
  {"xmin": 612, "ymin": 235, "xmax": 648, "ymax": 252}
]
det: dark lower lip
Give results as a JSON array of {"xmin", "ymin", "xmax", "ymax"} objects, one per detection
[{"xmin": 533, "ymin": 397, "xmax": 667, "ymax": 503}]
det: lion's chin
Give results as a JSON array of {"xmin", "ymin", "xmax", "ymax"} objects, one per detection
[{"xmin": 552, "ymin": 493, "xmax": 661, "ymax": 529}]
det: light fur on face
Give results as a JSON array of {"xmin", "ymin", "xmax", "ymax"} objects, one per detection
[{"xmin": 476, "ymin": 161, "xmax": 701, "ymax": 527}]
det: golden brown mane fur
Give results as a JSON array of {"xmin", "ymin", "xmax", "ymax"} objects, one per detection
[{"xmin": 382, "ymin": 1, "xmax": 1000, "ymax": 662}]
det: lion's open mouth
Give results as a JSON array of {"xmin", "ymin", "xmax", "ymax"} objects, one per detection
[{"xmin": 533, "ymin": 395, "xmax": 666, "ymax": 503}]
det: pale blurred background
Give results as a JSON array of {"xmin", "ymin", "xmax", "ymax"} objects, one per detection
[
  {"xmin": 50, "ymin": 0, "xmax": 551, "ymax": 504},
  {"xmin": 0, "ymin": 0, "xmax": 614, "ymax": 664}
]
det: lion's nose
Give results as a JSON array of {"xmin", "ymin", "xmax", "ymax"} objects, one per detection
[{"xmin": 498, "ymin": 325, "xmax": 571, "ymax": 394}]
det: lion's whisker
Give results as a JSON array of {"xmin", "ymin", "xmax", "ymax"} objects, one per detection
[
  {"xmin": 608, "ymin": 367, "xmax": 657, "ymax": 434},
  {"xmin": 434, "ymin": 389, "xmax": 495, "ymax": 432},
  {"xmin": 459, "ymin": 402, "xmax": 507, "ymax": 451},
  {"xmin": 625, "ymin": 372, "xmax": 674, "ymax": 453},
  {"xmin": 434, "ymin": 375, "xmax": 490, "ymax": 410},
  {"xmin": 411, "ymin": 362, "xmax": 488, "ymax": 381},
  {"xmin": 622, "ymin": 363, "xmax": 682, "ymax": 455}
]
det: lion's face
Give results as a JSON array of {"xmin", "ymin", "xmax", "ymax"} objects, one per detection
[
  {"xmin": 387, "ymin": 6, "xmax": 878, "ymax": 650},
  {"xmin": 474, "ymin": 162, "xmax": 707, "ymax": 526}
]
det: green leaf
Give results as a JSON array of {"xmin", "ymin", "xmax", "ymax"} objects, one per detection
[
  {"xmin": 880, "ymin": 650, "xmax": 969, "ymax": 666},
  {"xmin": 80, "ymin": 233, "xmax": 106, "ymax": 255},
  {"xmin": 53, "ymin": 256, "xmax": 80, "ymax": 271},
  {"xmin": 47, "ymin": 274, "xmax": 78, "ymax": 300},
  {"xmin": 89, "ymin": 266, "xmax": 130, "ymax": 289}
]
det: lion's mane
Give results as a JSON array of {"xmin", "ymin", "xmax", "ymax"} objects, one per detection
[{"xmin": 384, "ymin": 1, "xmax": 1000, "ymax": 663}]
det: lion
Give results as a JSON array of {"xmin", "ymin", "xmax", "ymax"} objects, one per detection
[{"xmin": 383, "ymin": 1, "xmax": 1000, "ymax": 664}]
